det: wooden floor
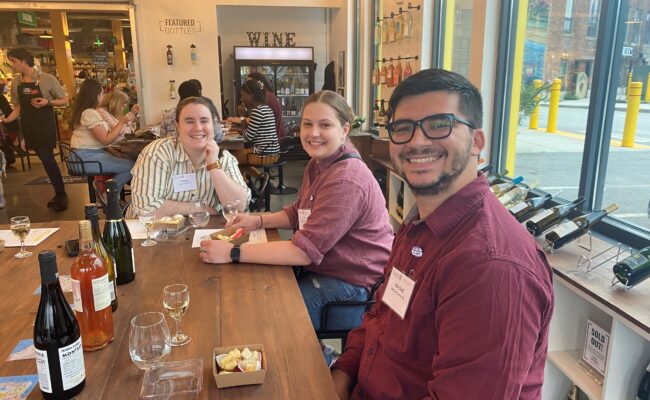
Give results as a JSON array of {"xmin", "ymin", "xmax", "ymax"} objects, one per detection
[{"xmin": 0, "ymin": 156, "xmax": 307, "ymax": 225}]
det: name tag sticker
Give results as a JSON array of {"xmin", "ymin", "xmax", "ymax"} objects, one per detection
[
  {"xmin": 172, "ymin": 173, "xmax": 198, "ymax": 193},
  {"xmin": 298, "ymin": 209, "xmax": 311, "ymax": 230},
  {"xmin": 382, "ymin": 267, "xmax": 416, "ymax": 319}
]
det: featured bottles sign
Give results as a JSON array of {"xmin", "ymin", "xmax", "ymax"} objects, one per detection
[
  {"xmin": 159, "ymin": 19, "xmax": 202, "ymax": 35},
  {"xmin": 246, "ymin": 32, "xmax": 297, "ymax": 47}
]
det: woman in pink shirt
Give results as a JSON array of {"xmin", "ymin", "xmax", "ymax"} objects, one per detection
[{"xmin": 200, "ymin": 91, "xmax": 393, "ymax": 337}]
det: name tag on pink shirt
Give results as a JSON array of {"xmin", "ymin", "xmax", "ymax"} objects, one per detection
[
  {"xmin": 382, "ymin": 267, "xmax": 416, "ymax": 319},
  {"xmin": 298, "ymin": 209, "xmax": 311, "ymax": 230}
]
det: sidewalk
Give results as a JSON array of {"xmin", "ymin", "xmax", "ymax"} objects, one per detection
[
  {"xmin": 540, "ymin": 97, "xmax": 650, "ymax": 113},
  {"xmin": 514, "ymin": 127, "xmax": 650, "ymax": 153}
]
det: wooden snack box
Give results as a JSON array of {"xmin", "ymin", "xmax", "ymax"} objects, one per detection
[
  {"xmin": 209, "ymin": 226, "xmax": 250, "ymax": 246},
  {"xmin": 213, "ymin": 344, "xmax": 266, "ymax": 388}
]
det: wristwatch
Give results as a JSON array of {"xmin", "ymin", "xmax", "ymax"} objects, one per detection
[
  {"xmin": 206, "ymin": 160, "xmax": 221, "ymax": 171},
  {"xmin": 230, "ymin": 244, "xmax": 241, "ymax": 264}
]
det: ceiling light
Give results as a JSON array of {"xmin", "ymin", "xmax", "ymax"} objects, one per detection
[{"xmin": 39, "ymin": 30, "xmax": 53, "ymax": 39}]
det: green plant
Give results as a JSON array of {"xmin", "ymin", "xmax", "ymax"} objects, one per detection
[
  {"xmin": 351, "ymin": 116, "xmax": 366, "ymax": 131},
  {"xmin": 563, "ymin": 92, "xmax": 579, "ymax": 100},
  {"xmin": 519, "ymin": 81, "xmax": 552, "ymax": 118}
]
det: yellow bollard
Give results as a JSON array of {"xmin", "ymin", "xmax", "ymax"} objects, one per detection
[
  {"xmin": 622, "ymin": 82, "xmax": 642, "ymax": 148},
  {"xmin": 529, "ymin": 79, "xmax": 542, "ymax": 129},
  {"xmin": 547, "ymin": 78, "xmax": 561, "ymax": 133},
  {"xmin": 646, "ymin": 73, "xmax": 650, "ymax": 103},
  {"xmin": 627, "ymin": 72, "xmax": 632, "ymax": 101}
]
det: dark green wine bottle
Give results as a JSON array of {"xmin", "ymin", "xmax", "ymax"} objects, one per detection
[
  {"xmin": 526, "ymin": 197, "xmax": 585, "ymax": 237},
  {"xmin": 102, "ymin": 180, "xmax": 135, "ymax": 285},
  {"xmin": 614, "ymin": 246, "xmax": 650, "ymax": 288}
]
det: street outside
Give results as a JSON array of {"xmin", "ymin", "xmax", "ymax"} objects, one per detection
[{"xmin": 512, "ymin": 101, "xmax": 650, "ymax": 231}]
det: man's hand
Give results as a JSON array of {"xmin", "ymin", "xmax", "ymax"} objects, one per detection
[
  {"xmin": 204, "ymin": 139, "xmax": 220, "ymax": 165},
  {"xmin": 199, "ymin": 239, "xmax": 234, "ymax": 264},
  {"xmin": 30, "ymin": 97, "xmax": 49, "ymax": 108},
  {"xmin": 331, "ymin": 369, "xmax": 352, "ymax": 400}
]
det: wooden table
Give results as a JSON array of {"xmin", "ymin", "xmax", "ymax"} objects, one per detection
[
  {"xmin": 0, "ymin": 221, "xmax": 337, "ymax": 399},
  {"xmin": 111, "ymin": 135, "xmax": 245, "ymax": 160}
]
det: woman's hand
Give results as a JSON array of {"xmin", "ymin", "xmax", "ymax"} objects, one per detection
[
  {"xmin": 199, "ymin": 239, "xmax": 233, "ymax": 264},
  {"xmin": 226, "ymin": 116, "xmax": 242, "ymax": 125},
  {"xmin": 131, "ymin": 104, "xmax": 141, "ymax": 114},
  {"xmin": 227, "ymin": 214, "xmax": 261, "ymax": 229},
  {"xmin": 120, "ymin": 112, "xmax": 135, "ymax": 124},
  {"xmin": 204, "ymin": 138, "xmax": 220, "ymax": 165}
]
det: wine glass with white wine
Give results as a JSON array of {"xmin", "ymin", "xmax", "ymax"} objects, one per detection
[
  {"xmin": 221, "ymin": 200, "xmax": 240, "ymax": 225},
  {"xmin": 10, "ymin": 216, "xmax": 32, "ymax": 259},
  {"xmin": 163, "ymin": 284, "xmax": 191, "ymax": 346},
  {"xmin": 138, "ymin": 212, "xmax": 157, "ymax": 247}
]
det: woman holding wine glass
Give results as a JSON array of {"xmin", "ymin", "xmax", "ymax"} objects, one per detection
[
  {"xmin": 199, "ymin": 91, "xmax": 393, "ymax": 341},
  {"xmin": 127, "ymin": 97, "xmax": 249, "ymax": 219}
]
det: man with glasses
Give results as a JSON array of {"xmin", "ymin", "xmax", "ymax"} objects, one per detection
[{"xmin": 331, "ymin": 69, "xmax": 554, "ymax": 399}]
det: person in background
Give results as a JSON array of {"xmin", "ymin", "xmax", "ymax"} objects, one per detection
[
  {"xmin": 127, "ymin": 96, "xmax": 249, "ymax": 218},
  {"xmin": 70, "ymin": 79, "xmax": 135, "ymax": 192},
  {"xmin": 246, "ymin": 72, "xmax": 287, "ymax": 140},
  {"xmin": 0, "ymin": 81, "xmax": 19, "ymax": 167},
  {"xmin": 0, "ymin": 48, "xmax": 69, "ymax": 211},
  {"xmin": 199, "ymin": 91, "xmax": 393, "ymax": 363},
  {"xmin": 330, "ymin": 69, "xmax": 554, "ymax": 400},
  {"xmin": 227, "ymin": 80, "xmax": 280, "ymax": 170},
  {"xmin": 97, "ymin": 89, "xmax": 140, "ymax": 141},
  {"xmin": 159, "ymin": 79, "xmax": 222, "ymax": 141}
]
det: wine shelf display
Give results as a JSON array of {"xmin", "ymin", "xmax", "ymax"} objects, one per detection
[{"xmin": 387, "ymin": 170, "xmax": 414, "ymax": 232}]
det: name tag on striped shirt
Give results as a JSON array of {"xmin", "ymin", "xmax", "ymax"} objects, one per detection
[{"xmin": 172, "ymin": 173, "xmax": 198, "ymax": 193}]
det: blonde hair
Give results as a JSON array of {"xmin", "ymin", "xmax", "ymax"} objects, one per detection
[
  {"xmin": 301, "ymin": 90, "xmax": 354, "ymax": 127},
  {"xmin": 100, "ymin": 90, "xmax": 130, "ymax": 117}
]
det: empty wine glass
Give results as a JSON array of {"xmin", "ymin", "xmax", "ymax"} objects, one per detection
[
  {"xmin": 129, "ymin": 312, "xmax": 171, "ymax": 370},
  {"xmin": 189, "ymin": 201, "xmax": 210, "ymax": 228},
  {"xmin": 221, "ymin": 200, "xmax": 240, "ymax": 225},
  {"xmin": 138, "ymin": 212, "xmax": 157, "ymax": 247},
  {"xmin": 163, "ymin": 284, "xmax": 191, "ymax": 346},
  {"xmin": 10, "ymin": 216, "xmax": 32, "ymax": 259}
]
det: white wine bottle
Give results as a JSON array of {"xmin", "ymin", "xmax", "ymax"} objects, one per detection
[
  {"xmin": 85, "ymin": 204, "xmax": 118, "ymax": 312},
  {"xmin": 510, "ymin": 193, "xmax": 552, "ymax": 222},
  {"xmin": 490, "ymin": 176, "xmax": 523, "ymax": 197},
  {"xmin": 103, "ymin": 179, "xmax": 136, "ymax": 285},
  {"xmin": 34, "ymin": 251, "xmax": 86, "ymax": 399},
  {"xmin": 544, "ymin": 203, "xmax": 618, "ymax": 249},
  {"xmin": 526, "ymin": 197, "xmax": 585, "ymax": 236}
]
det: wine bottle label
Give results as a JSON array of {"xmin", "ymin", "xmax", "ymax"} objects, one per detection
[
  {"xmin": 529, "ymin": 209, "xmax": 553, "ymax": 224},
  {"xmin": 35, "ymin": 348, "xmax": 53, "ymax": 393},
  {"xmin": 131, "ymin": 248, "xmax": 136, "ymax": 272},
  {"xmin": 92, "ymin": 274, "xmax": 111, "ymax": 312},
  {"xmin": 110, "ymin": 280, "xmax": 116, "ymax": 302},
  {"xmin": 509, "ymin": 201, "xmax": 528, "ymax": 214},
  {"xmin": 71, "ymin": 278, "xmax": 83, "ymax": 312},
  {"xmin": 58, "ymin": 338, "xmax": 85, "ymax": 390},
  {"xmin": 552, "ymin": 220, "xmax": 579, "ymax": 238}
]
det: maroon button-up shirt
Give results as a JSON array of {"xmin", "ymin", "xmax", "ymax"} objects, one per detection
[
  {"xmin": 333, "ymin": 175, "xmax": 554, "ymax": 399},
  {"xmin": 283, "ymin": 142, "xmax": 393, "ymax": 290}
]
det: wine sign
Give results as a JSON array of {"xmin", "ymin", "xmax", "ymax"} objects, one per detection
[
  {"xmin": 582, "ymin": 319, "xmax": 610, "ymax": 376},
  {"xmin": 246, "ymin": 32, "xmax": 296, "ymax": 47}
]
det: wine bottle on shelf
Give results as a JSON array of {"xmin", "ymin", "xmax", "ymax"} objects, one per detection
[
  {"xmin": 403, "ymin": 10, "xmax": 413, "ymax": 38},
  {"xmin": 404, "ymin": 56, "xmax": 413, "ymax": 79},
  {"xmin": 487, "ymin": 169, "xmax": 509, "ymax": 185},
  {"xmin": 289, "ymin": 78, "xmax": 295, "ymax": 95},
  {"xmin": 380, "ymin": 63, "xmax": 387, "ymax": 85},
  {"xmin": 637, "ymin": 361, "xmax": 650, "ymax": 400},
  {"xmin": 394, "ymin": 59, "xmax": 402, "ymax": 86},
  {"xmin": 387, "ymin": 16, "xmax": 396, "ymax": 42},
  {"xmin": 166, "ymin": 45, "xmax": 173, "ymax": 65},
  {"xmin": 526, "ymin": 197, "xmax": 585, "ymax": 237},
  {"xmin": 373, "ymin": 101, "xmax": 380, "ymax": 125},
  {"xmin": 395, "ymin": 12, "xmax": 403, "ymax": 40},
  {"xmin": 374, "ymin": 18, "xmax": 382, "ymax": 46},
  {"xmin": 613, "ymin": 247, "xmax": 650, "ymax": 288},
  {"xmin": 544, "ymin": 203, "xmax": 618, "ymax": 250},
  {"xmin": 396, "ymin": 180, "xmax": 405, "ymax": 219},
  {"xmin": 382, "ymin": 17, "xmax": 389, "ymax": 44},
  {"xmin": 34, "ymin": 251, "xmax": 86, "ymax": 399},
  {"xmin": 372, "ymin": 64, "xmax": 380, "ymax": 86},
  {"xmin": 510, "ymin": 193, "xmax": 552, "ymax": 222},
  {"xmin": 103, "ymin": 179, "xmax": 136, "ymax": 285},
  {"xmin": 499, "ymin": 180, "xmax": 538, "ymax": 207},
  {"xmin": 490, "ymin": 176, "xmax": 523, "ymax": 197},
  {"xmin": 72, "ymin": 220, "xmax": 114, "ymax": 351},
  {"xmin": 84, "ymin": 204, "xmax": 118, "ymax": 312},
  {"xmin": 378, "ymin": 100, "xmax": 387, "ymax": 126},
  {"xmin": 386, "ymin": 61, "xmax": 394, "ymax": 88},
  {"xmin": 290, "ymin": 100, "xmax": 297, "ymax": 116}
]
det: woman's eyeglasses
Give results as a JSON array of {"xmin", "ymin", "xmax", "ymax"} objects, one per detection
[{"xmin": 385, "ymin": 113, "xmax": 475, "ymax": 144}]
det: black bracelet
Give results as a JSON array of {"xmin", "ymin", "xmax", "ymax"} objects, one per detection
[{"xmin": 259, "ymin": 215, "xmax": 263, "ymax": 229}]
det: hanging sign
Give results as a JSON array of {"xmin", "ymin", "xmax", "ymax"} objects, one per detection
[
  {"xmin": 246, "ymin": 32, "xmax": 296, "ymax": 48},
  {"xmin": 17, "ymin": 12, "xmax": 37, "ymax": 27},
  {"xmin": 92, "ymin": 52, "xmax": 109, "ymax": 67},
  {"xmin": 159, "ymin": 19, "xmax": 201, "ymax": 35}
]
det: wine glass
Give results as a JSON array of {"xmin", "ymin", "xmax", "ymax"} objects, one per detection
[
  {"xmin": 221, "ymin": 200, "xmax": 240, "ymax": 225},
  {"xmin": 189, "ymin": 201, "xmax": 210, "ymax": 228},
  {"xmin": 129, "ymin": 312, "xmax": 171, "ymax": 370},
  {"xmin": 10, "ymin": 216, "xmax": 32, "ymax": 259},
  {"xmin": 163, "ymin": 284, "xmax": 191, "ymax": 346},
  {"xmin": 138, "ymin": 212, "xmax": 157, "ymax": 247}
]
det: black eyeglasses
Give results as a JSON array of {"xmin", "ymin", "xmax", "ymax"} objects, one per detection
[{"xmin": 385, "ymin": 113, "xmax": 476, "ymax": 144}]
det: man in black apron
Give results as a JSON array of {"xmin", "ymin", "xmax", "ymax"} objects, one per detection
[{"xmin": 0, "ymin": 48, "xmax": 69, "ymax": 211}]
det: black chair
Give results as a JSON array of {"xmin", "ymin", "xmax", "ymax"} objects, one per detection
[
  {"xmin": 59, "ymin": 142, "xmax": 113, "ymax": 203},
  {"xmin": 247, "ymin": 172, "xmax": 270, "ymax": 212},
  {"xmin": 316, "ymin": 276, "xmax": 385, "ymax": 349}
]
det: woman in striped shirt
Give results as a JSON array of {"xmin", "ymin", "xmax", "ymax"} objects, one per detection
[
  {"xmin": 229, "ymin": 80, "xmax": 280, "ymax": 168},
  {"xmin": 127, "ymin": 97, "xmax": 250, "ymax": 218}
]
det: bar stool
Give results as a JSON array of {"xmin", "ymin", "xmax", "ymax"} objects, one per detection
[{"xmin": 59, "ymin": 142, "xmax": 113, "ymax": 203}]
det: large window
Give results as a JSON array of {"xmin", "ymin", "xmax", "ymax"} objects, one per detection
[
  {"xmin": 564, "ymin": 0, "xmax": 575, "ymax": 33},
  {"xmin": 587, "ymin": 0, "xmax": 600, "ymax": 38}
]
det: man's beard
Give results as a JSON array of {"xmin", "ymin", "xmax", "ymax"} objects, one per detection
[{"xmin": 394, "ymin": 140, "xmax": 472, "ymax": 196}]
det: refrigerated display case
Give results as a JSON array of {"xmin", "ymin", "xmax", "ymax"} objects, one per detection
[{"xmin": 233, "ymin": 46, "xmax": 315, "ymax": 134}]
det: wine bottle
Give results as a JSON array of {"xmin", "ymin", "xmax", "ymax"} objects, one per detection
[
  {"xmin": 636, "ymin": 361, "xmax": 650, "ymax": 400},
  {"xmin": 545, "ymin": 203, "xmax": 618, "ymax": 250},
  {"xmin": 374, "ymin": 18, "xmax": 382, "ymax": 46},
  {"xmin": 72, "ymin": 220, "xmax": 114, "ymax": 351},
  {"xmin": 85, "ymin": 204, "xmax": 118, "ymax": 312},
  {"xmin": 34, "ymin": 251, "xmax": 86, "ymax": 399},
  {"xmin": 613, "ymin": 247, "xmax": 650, "ymax": 288},
  {"xmin": 404, "ymin": 57, "xmax": 413, "ymax": 78},
  {"xmin": 510, "ymin": 193, "xmax": 552, "ymax": 222},
  {"xmin": 387, "ymin": 16, "xmax": 396, "ymax": 42},
  {"xmin": 382, "ymin": 18, "xmax": 389, "ymax": 44},
  {"xmin": 386, "ymin": 61, "xmax": 394, "ymax": 88},
  {"xmin": 478, "ymin": 164, "xmax": 492, "ymax": 174},
  {"xmin": 373, "ymin": 101, "xmax": 380, "ymax": 126},
  {"xmin": 394, "ymin": 60, "xmax": 402, "ymax": 86},
  {"xmin": 403, "ymin": 10, "xmax": 413, "ymax": 38},
  {"xmin": 380, "ymin": 64, "xmax": 387, "ymax": 85},
  {"xmin": 394, "ymin": 12, "xmax": 403, "ymax": 41},
  {"xmin": 103, "ymin": 179, "xmax": 136, "ymax": 285},
  {"xmin": 490, "ymin": 176, "xmax": 523, "ymax": 197},
  {"xmin": 526, "ymin": 197, "xmax": 585, "ymax": 237},
  {"xmin": 500, "ymin": 180, "xmax": 538, "ymax": 207},
  {"xmin": 378, "ymin": 100, "xmax": 387, "ymax": 126}
]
